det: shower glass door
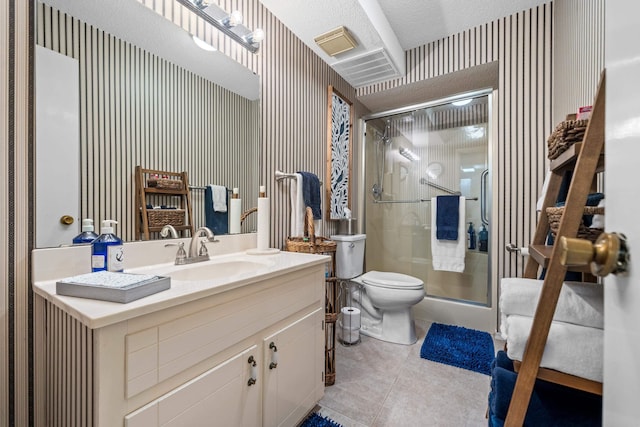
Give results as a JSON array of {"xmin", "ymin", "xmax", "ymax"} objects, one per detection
[{"xmin": 364, "ymin": 94, "xmax": 490, "ymax": 305}]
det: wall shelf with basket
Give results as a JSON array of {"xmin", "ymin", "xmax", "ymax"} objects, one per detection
[
  {"xmin": 135, "ymin": 166, "xmax": 195, "ymax": 240},
  {"xmin": 285, "ymin": 207, "xmax": 338, "ymax": 386}
]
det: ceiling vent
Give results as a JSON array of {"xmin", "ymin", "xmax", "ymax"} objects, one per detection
[
  {"xmin": 332, "ymin": 47, "xmax": 401, "ymax": 88},
  {"xmin": 314, "ymin": 26, "xmax": 358, "ymax": 57}
]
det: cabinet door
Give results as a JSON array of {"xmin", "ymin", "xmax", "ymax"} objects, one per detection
[
  {"xmin": 263, "ymin": 308, "xmax": 324, "ymax": 427},
  {"xmin": 125, "ymin": 346, "xmax": 261, "ymax": 427}
]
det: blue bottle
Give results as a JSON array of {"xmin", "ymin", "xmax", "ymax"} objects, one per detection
[
  {"xmin": 72, "ymin": 218, "xmax": 99, "ymax": 245},
  {"xmin": 467, "ymin": 222, "xmax": 476, "ymax": 250},
  {"xmin": 478, "ymin": 225, "xmax": 489, "ymax": 252},
  {"xmin": 91, "ymin": 220, "xmax": 124, "ymax": 272}
]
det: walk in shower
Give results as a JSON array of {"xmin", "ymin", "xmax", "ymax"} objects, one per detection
[{"xmin": 363, "ymin": 92, "xmax": 492, "ymax": 310}]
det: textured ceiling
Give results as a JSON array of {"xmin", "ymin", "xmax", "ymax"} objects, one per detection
[
  {"xmin": 260, "ymin": 0, "xmax": 549, "ymax": 86},
  {"xmin": 378, "ymin": 0, "xmax": 550, "ymax": 50}
]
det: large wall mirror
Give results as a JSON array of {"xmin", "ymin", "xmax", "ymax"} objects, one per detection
[{"xmin": 35, "ymin": 0, "xmax": 261, "ymax": 248}]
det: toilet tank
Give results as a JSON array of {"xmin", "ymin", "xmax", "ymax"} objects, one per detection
[{"xmin": 330, "ymin": 234, "xmax": 366, "ymax": 279}]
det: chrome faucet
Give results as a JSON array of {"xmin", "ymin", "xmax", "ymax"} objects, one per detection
[
  {"xmin": 164, "ymin": 226, "xmax": 219, "ymax": 265},
  {"xmin": 188, "ymin": 226, "xmax": 219, "ymax": 260},
  {"xmin": 160, "ymin": 224, "xmax": 179, "ymax": 239}
]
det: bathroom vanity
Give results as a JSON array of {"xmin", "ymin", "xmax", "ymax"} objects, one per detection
[{"xmin": 32, "ymin": 239, "xmax": 328, "ymax": 427}]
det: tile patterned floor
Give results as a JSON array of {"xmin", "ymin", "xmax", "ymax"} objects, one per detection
[{"xmin": 317, "ymin": 320, "xmax": 502, "ymax": 427}]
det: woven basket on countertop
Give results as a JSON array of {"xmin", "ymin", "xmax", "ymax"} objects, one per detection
[
  {"xmin": 546, "ymin": 206, "xmax": 604, "ymax": 242},
  {"xmin": 547, "ymin": 118, "xmax": 589, "ymax": 160},
  {"xmin": 285, "ymin": 207, "xmax": 337, "ymax": 254},
  {"xmin": 147, "ymin": 209, "xmax": 185, "ymax": 227}
]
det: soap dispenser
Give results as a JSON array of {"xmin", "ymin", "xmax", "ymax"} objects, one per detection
[
  {"xmin": 478, "ymin": 225, "xmax": 488, "ymax": 252},
  {"xmin": 91, "ymin": 220, "xmax": 124, "ymax": 272},
  {"xmin": 467, "ymin": 222, "xmax": 476, "ymax": 250},
  {"xmin": 72, "ymin": 218, "xmax": 99, "ymax": 245}
]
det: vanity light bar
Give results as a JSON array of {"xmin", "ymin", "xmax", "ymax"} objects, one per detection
[{"xmin": 178, "ymin": 0, "xmax": 262, "ymax": 53}]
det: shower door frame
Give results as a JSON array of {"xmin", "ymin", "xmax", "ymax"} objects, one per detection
[{"xmin": 358, "ymin": 89, "xmax": 498, "ymax": 333}]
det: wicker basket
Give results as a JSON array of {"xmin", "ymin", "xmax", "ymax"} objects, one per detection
[
  {"xmin": 147, "ymin": 209, "xmax": 185, "ymax": 227},
  {"xmin": 547, "ymin": 119, "xmax": 589, "ymax": 160},
  {"xmin": 285, "ymin": 208, "xmax": 337, "ymax": 254},
  {"xmin": 147, "ymin": 178, "xmax": 183, "ymax": 190},
  {"xmin": 546, "ymin": 206, "xmax": 604, "ymax": 242}
]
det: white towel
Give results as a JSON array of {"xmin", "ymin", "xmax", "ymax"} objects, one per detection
[
  {"xmin": 499, "ymin": 277, "xmax": 604, "ymax": 334},
  {"xmin": 430, "ymin": 196, "xmax": 465, "ymax": 272},
  {"xmin": 209, "ymin": 185, "xmax": 227, "ymax": 213},
  {"xmin": 502, "ymin": 314, "xmax": 603, "ymax": 382},
  {"xmin": 536, "ymin": 170, "xmax": 551, "ymax": 212},
  {"xmin": 289, "ymin": 173, "xmax": 305, "ymax": 236}
]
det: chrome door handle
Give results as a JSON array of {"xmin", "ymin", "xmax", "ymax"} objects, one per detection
[{"xmin": 480, "ymin": 169, "xmax": 489, "ymax": 227}]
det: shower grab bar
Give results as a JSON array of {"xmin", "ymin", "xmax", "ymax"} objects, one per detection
[
  {"xmin": 480, "ymin": 169, "xmax": 489, "ymax": 226},
  {"xmin": 419, "ymin": 178, "xmax": 461, "ymax": 195},
  {"xmin": 373, "ymin": 197, "xmax": 478, "ymax": 204}
]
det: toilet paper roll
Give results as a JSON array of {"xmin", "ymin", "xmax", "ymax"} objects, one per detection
[
  {"xmin": 229, "ymin": 198, "xmax": 242, "ymax": 234},
  {"xmin": 342, "ymin": 325, "xmax": 360, "ymax": 344},
  {"xmin": 341, "ymin": 306, "xmax": 361, "ymax": 329},
  {"xmin": 520, "ymin": 247, "xmax": 529, "ymax": 257},
  {"xmin": 257, "ymin": 197, "xmax": 270, "ymax": 250}
]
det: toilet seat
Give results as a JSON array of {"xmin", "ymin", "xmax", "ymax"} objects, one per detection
[{"xmin": 358, "ymin": 271, "xmax": 424, "ymax": 290}]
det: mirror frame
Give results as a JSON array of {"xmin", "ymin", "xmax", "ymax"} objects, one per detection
[{"xmin": 326, "ymin": 85, "xmax": 353, "ymax": 220}]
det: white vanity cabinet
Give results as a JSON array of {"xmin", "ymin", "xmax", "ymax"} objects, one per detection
[
  {"xmin": 33, "ymin": 254, "xmax": 328, "ymax": 427},
  {"xmin": 263, "ymin": 308, "xmax": 324, "ymax": 427}
]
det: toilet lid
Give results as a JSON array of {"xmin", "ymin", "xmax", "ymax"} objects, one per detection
[{"xmin": 359, "ymin": 271, "xmax": 424, "ymax": 290}]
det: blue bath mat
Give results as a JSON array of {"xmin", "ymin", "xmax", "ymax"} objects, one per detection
[
  {"xmin": 300, "ymin": 412, "xmax": 343, "ymax": 427},
  {"xmin": 420, "ymin": 323, "xmax": 495, "ymax": 375}
]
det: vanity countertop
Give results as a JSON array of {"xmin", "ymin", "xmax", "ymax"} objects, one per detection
[{"xmin": 32, "ymin": 250, "xmax": 330, "ymax": 329}]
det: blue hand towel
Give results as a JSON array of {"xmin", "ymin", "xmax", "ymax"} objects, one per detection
[
  {"xmin": 436, "ymin": 195, "xmax": 460, "ymax": 240},
  {"xmin": 205, "ymin": 186, "xmax": 229, "ymax": 235},
  {"xmin": 297, "ymin": 171, "xmax": 322, "ymax": 220}
]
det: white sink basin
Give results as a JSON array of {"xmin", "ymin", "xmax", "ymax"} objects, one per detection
[{"xmin": 167, "ymin": 260, "xmax": 268, "ymax": 282}]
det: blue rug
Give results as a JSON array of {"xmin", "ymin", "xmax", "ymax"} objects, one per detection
[
  {"xmin": 299, "ymin": 412, "xmax": 342, "ymax": 427},
  {"xmin": 420, "ymin": 323, "xmax": 495, "ymax": 375}
]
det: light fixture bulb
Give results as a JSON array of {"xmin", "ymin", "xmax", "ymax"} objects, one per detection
[
  {"xmin": 452, "ymin": 99, "xmax": 472, "ymax": 107},
  {"xmin": 192, "ymin": 35, "xmax": 217, "ymax": 52},
  {"xmin": 223, "ymin": 10, "xmax": 243, "ymax": 27},
  {"xmin": 249, "ymin": 28, "xmax": 265, "ymax": 43}
]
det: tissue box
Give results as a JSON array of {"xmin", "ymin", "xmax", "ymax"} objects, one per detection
[
  {"xmin": 56, "ymin": 271, "xmax": 171, "ymax": 303},
  {"xmin": 577, "ymin": 105, "xmax": 593, "ymax": 120}
]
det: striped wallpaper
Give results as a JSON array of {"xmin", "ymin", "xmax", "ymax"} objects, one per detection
[
  {"xmin": 37, "ymin": 2, "xmax": 261, "ymax": 242},
  {"xmin": 552, "ymin": 0, "xmax": 604, "ymax": 124},
  {"xmin": 359, "ymin": 3, "xmax": 554, "ymax": 281},
  {"xmin": 1, "ymin": 0, "xmax": 608, "ymax": 423}
]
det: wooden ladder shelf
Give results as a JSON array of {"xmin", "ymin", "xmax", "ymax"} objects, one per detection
[
  {"xmin": 135, "ymin": 166, "xmax": 195, "ymax": 240},
  {"xmin": 504, "ymin": 73, "xmax": 606, "ymax": 426}
]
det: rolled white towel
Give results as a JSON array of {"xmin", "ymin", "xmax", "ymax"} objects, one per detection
[
  {"xmin": 590, "ymin": 198, "xmax": 605, "ymax": 229},
  {"xmin": 499, "ymin": 277, "xmax": 603, "ymax": 334},
  {"xmin": 503, "ymin": 314, "xmax": 603, "ymax": 383}
]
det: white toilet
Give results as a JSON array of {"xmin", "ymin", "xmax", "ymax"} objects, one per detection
[{"xmin": 332, "ymin": 234, "xmax": 425, "ymax": 345}]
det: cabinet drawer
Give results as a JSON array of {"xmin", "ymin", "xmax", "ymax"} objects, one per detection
[{"xmin": 125, "ymin": 346, "xmax": 260, "ymax": 427}]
